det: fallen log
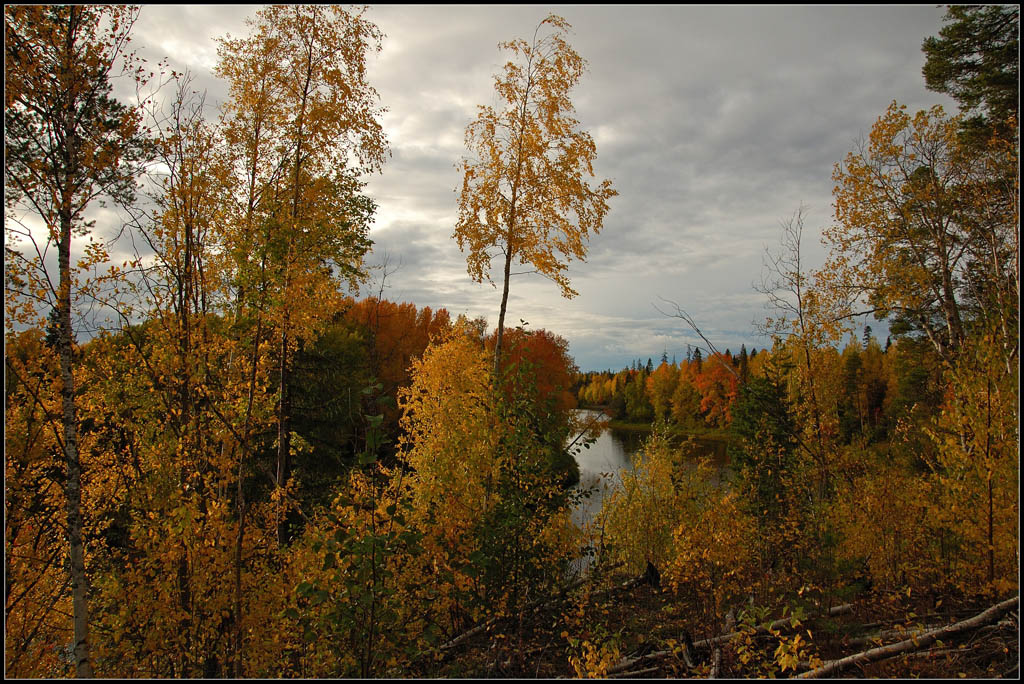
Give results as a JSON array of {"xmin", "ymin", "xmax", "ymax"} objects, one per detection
[
  {"xmin": 710, "ymin": 607, "xmax": 736, "ymax": 679},
  {"xmin": 835, "ymin": 606, "xmax": 993, "ymax": 650},
  {"xmin": 797, "ymin": 595, "xmax": 1019, "ymax": 679},
  {"xmin": 605, "ymin": 603, "xmax": 854, "ymax": 676},
  {"xmin": 608, "ymin": 664, "xmax": 664, "ymax": 679},
  {"xmin": 843, "ymin": 623, "xmax": 953, "ymax": 650}
]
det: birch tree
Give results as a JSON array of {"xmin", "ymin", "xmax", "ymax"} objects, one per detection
[
  {"xmin": 829, "ymin": 102, "xmax": 1017, "ymax": 365},
  {"xmin": 455, "ymin": 14, "xmax": 616, "ymax": 372},
  {"xmin": 216, "ymin": 4, "xmax": 387, "ymax": 544},
  {"xmin": 4, "ymin": 6, "xmax": 150, "ymax": 676}
]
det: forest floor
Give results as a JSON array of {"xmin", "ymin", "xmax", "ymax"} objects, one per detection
[{"xmin": 425, "ymin": 567, "xmax": 1019, "ymax": 679}]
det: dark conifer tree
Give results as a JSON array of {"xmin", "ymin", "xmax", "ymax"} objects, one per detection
[
  {"xmin": 922, "ymin": 4, "xmax": 1019, "ymax": 142},
  {"xmin": 738, "ymin": 344, "xmax": 749, "ymax": 386}
]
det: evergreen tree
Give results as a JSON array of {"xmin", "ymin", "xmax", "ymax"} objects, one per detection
[
  {"xmin": 729, "ymin": 365, "xmax": 798, "ymax": 521},
  {"xmin": 840, "ymin": 346, "xmax": 864, "ymax": 443},
  {"xmin": 922, "ymin": 4, "xmax": 1019, "ymax": 142},
  {"xmin": 738, "ymin": 344, "xmax": 749, "ymax": 386}
]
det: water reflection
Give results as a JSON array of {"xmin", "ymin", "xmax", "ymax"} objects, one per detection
[
  {"xmin": 570, "ymin": 411, "xmax": 635, "ymax": 528},
  {"xmin": 568, "ymin": 410, "xmax": 731, "ymax": 529}
]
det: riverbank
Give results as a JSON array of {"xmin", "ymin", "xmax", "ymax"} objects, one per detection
[
  {"xmin": 598, "ymin": 416, "xmax": 733, "ymax": 448},
  {"xmin": 577, "ymin": 405, "xmax": 731, "ymax": 442}
]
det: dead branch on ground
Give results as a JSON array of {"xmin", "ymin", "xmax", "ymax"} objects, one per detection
[{"xmin": 796, "ymin": 595, "xmax": 1018, "ymax": 679}]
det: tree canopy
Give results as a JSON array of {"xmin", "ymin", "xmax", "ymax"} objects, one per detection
[
  {"xmin": 455, "ymin": 14, "xmax": 616, "ymax": 370},
  {"xmin": 922, "ymin": 4, "xmax": 1019, "ymax": 142}
]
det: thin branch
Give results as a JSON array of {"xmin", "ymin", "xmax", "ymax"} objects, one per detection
[{"xmin": 653, "ymin": 296, "xmax": 739, "ymax": 379}]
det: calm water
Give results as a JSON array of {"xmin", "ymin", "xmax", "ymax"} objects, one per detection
[{"xmin": 569, "ymin": 409, "xmax": 731, "ymax": 528}]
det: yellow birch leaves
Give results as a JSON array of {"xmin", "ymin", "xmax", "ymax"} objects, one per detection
[{"xmin": 455, "ymin": 15, "xmax": 617, "ymax": 300}]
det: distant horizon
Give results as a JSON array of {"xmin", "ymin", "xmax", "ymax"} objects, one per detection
[
  {"xmin": 8, "ymin": 5, "xmax": 949, "ymax": 373},
  {"xmin": 128, "ymin": 5, "xmax": 955, "ymax": 372}
]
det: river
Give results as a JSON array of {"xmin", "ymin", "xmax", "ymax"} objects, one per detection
[{"xmin": 569, "ymin": 409, "xmax": 732, "ymax": 528}]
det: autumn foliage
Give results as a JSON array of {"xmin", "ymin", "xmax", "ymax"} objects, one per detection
[{"xmin": 4, "ymin": 4, "xmax": 1019, "ymax": 680}]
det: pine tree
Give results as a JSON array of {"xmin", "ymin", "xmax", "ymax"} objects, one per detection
[
  {"xmin": 922, "ymin": 4, "xmax": 1019, "ymax": 142},
  {"xmin": 738, "ymin": 344, "xmax": 749, "ymax": 386}
]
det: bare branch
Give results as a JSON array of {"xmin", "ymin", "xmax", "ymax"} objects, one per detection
[{"xmin": 653, "ymin": 296, "xmax": 739, "ymax": 378}]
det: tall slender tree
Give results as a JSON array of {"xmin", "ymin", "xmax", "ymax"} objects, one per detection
[
  {"xmin": 455, "ymin": 15, "xmax": 616, "ymax": 373},
  {"xmin": 4, "ymin": 6, "xmax": 150, "ymax": 676},
  {"xmin": 217, "ymin": 4, "xmax": 387, "ymax": 545},
  {"xmin": 756, "ymin": 206, "xmax": 845, "ymax": 498}
]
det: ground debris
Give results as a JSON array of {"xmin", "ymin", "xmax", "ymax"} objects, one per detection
[{"xmin": 435, "ymin": 575, "xmax": 1019, "ymax": 679}]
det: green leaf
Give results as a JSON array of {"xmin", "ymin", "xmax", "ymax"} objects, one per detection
[{"xmin": 323, "ymin": 552, "xmax": 337, "ymax": 571}]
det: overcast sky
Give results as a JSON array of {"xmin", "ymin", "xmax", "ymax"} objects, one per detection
[{"xmin": 127, "ymin": 4, "xmax": 958, "ymax": 371}]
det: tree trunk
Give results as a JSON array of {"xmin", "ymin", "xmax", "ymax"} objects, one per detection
[
  {"xmin": 233, "ymin": 315, "xmax": 264, "ymax": 678},
  {"xmin": 493, "ymin": 246, "xmax": 514, "ymax": 376},
  {"xmin": 276, "ymin": 327, "xmax": 291, "ymax": 546},
  {"xmin": 59, "ymin": 209, "xmax": 94, "ymax": 678},
  {"xmin": 275, "ymin": 23, "xmax": 314, "ymax": 547},
  {"xmin": 233, "ymin": 494, "xmax": 245, "ymax": 677},
  {"xmin": 57, "ymin": 33, "xmax": 94, "ymax": 666},
  {"xmin": 493, "ymin": 56, "xmax": 530, "ymax": 377}
]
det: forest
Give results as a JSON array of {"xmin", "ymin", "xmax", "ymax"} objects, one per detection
[{"xmin": 4, "ymin": 5, "xmax": 1019, "ymax": 679}]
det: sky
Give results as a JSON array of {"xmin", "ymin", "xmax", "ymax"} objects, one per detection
[{"xmin": 120, "ymin": 4, "xmax": 959, "ymax": 371}]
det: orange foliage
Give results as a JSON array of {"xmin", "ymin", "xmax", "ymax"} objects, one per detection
[
  {"xmin": 692, "ymin": 354, "xmax": 739, "ymax": 428},
  {"xmin": 487, "ymin": 327, "xmax": 579, "ymax": 415},
  {"xmin": 344, "ymin": 297, "xmax": 452, "ymax": 397}
]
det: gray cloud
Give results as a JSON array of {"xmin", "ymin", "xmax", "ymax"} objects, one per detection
[{"xmin": 116, "ymin": 5, "xmax": 958, "ymax": 370}]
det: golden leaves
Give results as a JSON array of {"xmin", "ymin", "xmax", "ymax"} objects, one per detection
[
  {"xmin": 454, "ymin": 14, "xmax": 616, "ymax": 300},
  {"xmin": 828, "ymin": 100, "xmax": 1016, "ymax": 363}
]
